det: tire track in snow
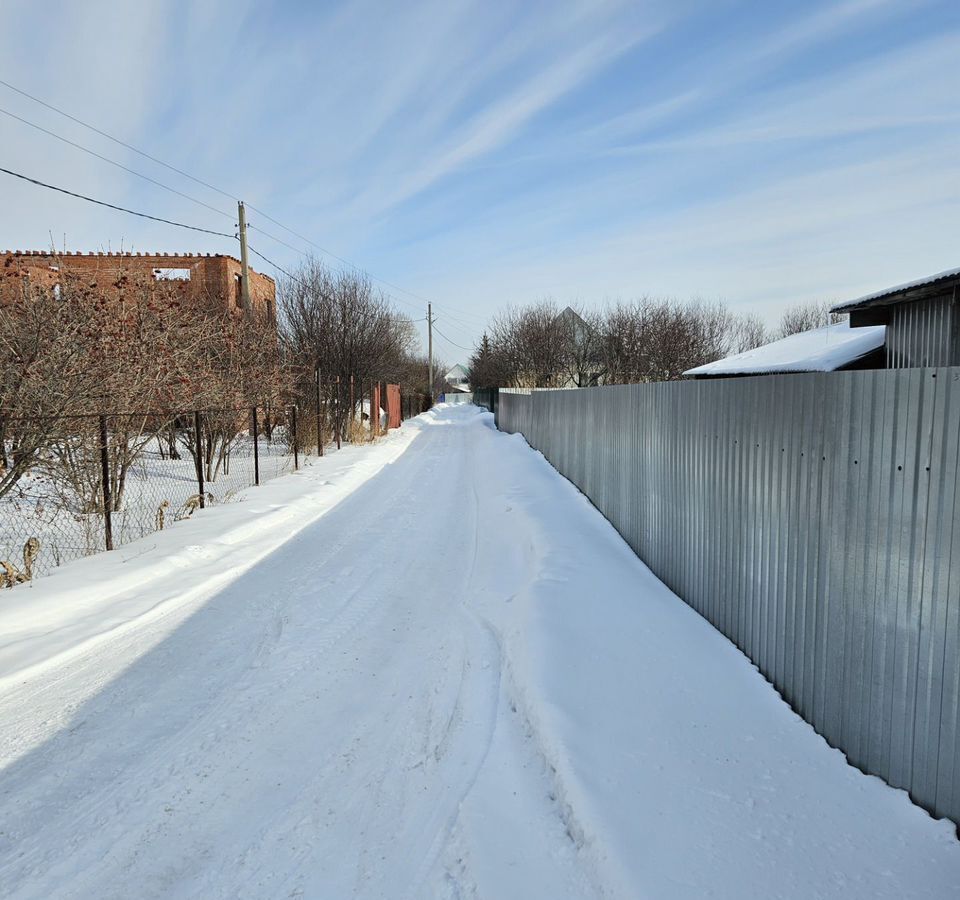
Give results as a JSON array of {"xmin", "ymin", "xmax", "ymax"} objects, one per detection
[
  {"xmin": 0, "ymin": 408, "xmax": 624, "ymax": 899},
  {"xmin": 430, "ymin": 419, "xmax": 614, "ymax": 900}
]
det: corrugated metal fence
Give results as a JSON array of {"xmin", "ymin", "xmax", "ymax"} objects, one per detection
[{"xmin": 497, "ymin": 369, "xmax": 960, "ymax": 826}]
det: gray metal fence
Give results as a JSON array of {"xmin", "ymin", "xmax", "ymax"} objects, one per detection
[{"xmin": 497, "ymin": 369, "xmax": 960, "ymax": 827}]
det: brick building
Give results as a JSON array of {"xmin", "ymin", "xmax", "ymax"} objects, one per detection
[{"xmin": 0, "ymin": 250, "xmax": 276, "ymax": 321}]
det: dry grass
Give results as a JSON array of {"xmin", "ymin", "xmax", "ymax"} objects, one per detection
[{"xmin": 346, "ymin": 419, "xmax": 373, "ymax": 444}]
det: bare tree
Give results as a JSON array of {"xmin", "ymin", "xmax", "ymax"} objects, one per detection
[
  {"xmin": 776, "ymin": 301, "xmax": 846, "ymax": 339},
  {"xmin": 487, "ymin": 300, "xmax": 570, "ymax": 388},
  {"xmin": 178, "ymin": 312, "xmax": 286, "ymax": 483},
  {"xmin": 727, "ymin": 313, "xmax": 769, "ymax": 354},
  {"xmin": 470, "ymin": 296, "xmax": 781, "ymax": 388},
  {"xmin": 396, "ymin": 352, "xmax": 447, "ymax": 402},
  {"xmin": 0, "ymin": 264, "xmax": 285, "ymax": 511},
  {"xmin": 278, "ymin": 257, "xmax": 417, "ymax": 418},
  {"xmin": 558, "ymin": 305, "xmax": 605, "ymax": 387},
  {"xmin": 601, "ymin": 298, "xmax": 732, "ymax": 382},
  {"xmin": 0, "ymin": 270, "xmax": 223, "ymax": 506}
]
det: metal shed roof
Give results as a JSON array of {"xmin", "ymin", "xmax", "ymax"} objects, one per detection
[{"xmin": 830, "ymin": 266, "xmax": 960, "ymax": 314}]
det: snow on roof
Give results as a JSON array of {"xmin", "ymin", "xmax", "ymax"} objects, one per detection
[
  {"xmin": 830, "ymin": 266, "xmax": 960, "ymax": 313},
  {"xmin": 684, "ymin": 321, "xmax": 886, "ymax": 377}
]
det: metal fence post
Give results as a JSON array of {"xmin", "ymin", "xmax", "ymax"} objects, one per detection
[
  {"xmin": 251, "ymin": 406, "xmax": 260, "ymax": 486},
  {"xmin": 291, "ymin": 405, "xmax": 299, "ymax": 470},
  {"xmin": 99, "ymin": 415, "xmax": 114, "ymax": 551},
  {"xmin": 364, "ymin": 379, "xmax": 369, "ymax": 438},
  {"xmin": 349, "ymin": 375, "xmax": 355, "ymax": 439},
  {"xmin": 336, "ymin": 376, "xmax": 342, "ymax": 450},
  {"xmin": 316, "ymin": 367, "xmax": 323, "ymax": 457},
  {"xmin": 194, "ymin": 410, "xmax": 205, "ymax": 508}
]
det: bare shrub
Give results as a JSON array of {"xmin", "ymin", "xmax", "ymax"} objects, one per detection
[
  {"xmin": 0, "ymin": 270, "xmax": 213, "ymax": 505},
  {"xmin": 0, "ymin": 264, "xmax": 285, "ymax": 508}
]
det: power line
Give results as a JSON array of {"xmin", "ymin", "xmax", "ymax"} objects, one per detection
[
  {"xmin": 433, "ymin": 324, "xmax": 475, "ymax": 352},
  {"xmin": 0, "ymin": 165, "xmax": 428, "ymax": 335},
  {"xmin": 0, "ymin": 125, "xmax": 415, "ymax": 315},
  {"xmin": 2, "ymin": 162, "xmax": 443, "ymax": 353},
  {"xmin": 433, "ymin": 315, "xmax": 484, "ymax": 341},
  {"xmin": 246, "ymin": 225, "xmax": 415, "ymax": 310},
  {"xmin": 246, "ymin": 225, "xmax": 423, "ymax": 313},
  {"xmin": 245, "ymin": 244, "xmax": 301, "ymax": 284},
  {"xmin": 0, "ymin": 166, "xmax": 236, "ymax": 239},
  {"xmin": 0, "ymin": 106, "xmax": 235, "ymax": 224},
  {"xmin": 0, "ymin": 77, "xmax": 238, "ymax": 203},
  {"xmin": 0, "ymin": 79, "xmax": 473, "ymax": 321},
  {"xmin": 248, "ymin": 243, "xmax": 426, "ymax": 327},
  {"xmin": 431, "ymin": 304, "xmax": 492, "ymax": 332}
]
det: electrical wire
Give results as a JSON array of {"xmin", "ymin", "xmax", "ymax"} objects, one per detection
[
  {"xmin": 0, "ymin": 77, "xmax": 238, "ymax": 203},
  {"xmin": 432, "ymin": 315, "xmax": 483, "ymax": 341},
  {"xmin": 0, "ymin": 166, "xmax": 236, "ymax": 238},
  {"xmin": 0, "ymin": 107, "xmax": 235, "ymax": 223},
  {"xmin": 0, "ymin": 80, "xmax": 473, "ymax": 320},
  {"xmin": 432, "ymin": 324, "xmax": 475, "ymax": 352},
  {"xmin": 245, "ymin": 244, "xmax": 300, "ymax": 284},
  {"xmin": 247, "ymin": 244, "xmax": 424, "ymax": 328},
  {"xmin": 1, "ymin": 164, "xmax": 434, "ymax": 347},
  {"xmin": 246, "ymin": 223, "xmax": 425, "ymax": 313},
  {"xmin": 0, "ymin": 166, "xmax": 426, "ymax": 340}
]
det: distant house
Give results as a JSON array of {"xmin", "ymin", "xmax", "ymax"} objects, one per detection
[
  {"xmin": 684, "ymin": 321, "xmax": 886, "ymax": 379},
  {"xmin": 444, "ymin": 364, "xmax": 471, "ymax": 392},
  {"xmin": 830, "ymin": 266, "xmax": 960, "ymax": 368},
  {"xmin": 440, "ymin": 364, "xmax": 472, "ymax": 404},
  {"xmin": 557, "ymin": 306, "xmax": 603, "ymax": 387}
]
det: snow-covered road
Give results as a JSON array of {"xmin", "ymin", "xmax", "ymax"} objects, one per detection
[{"xmin": 1, "ymin": 405, "xmax": 958, "ymax": 899}]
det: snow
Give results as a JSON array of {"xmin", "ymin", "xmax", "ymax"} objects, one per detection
[
  {"xmin": 0, "ymin": 427, "xmax": 417, "ymax": 689},
  {"xmin": 684, "ymin": 321, "xmax": 886, "ymax": 376},
  {"xmin": 0, "ymin": 404, "xmax": 957, "ymax": 898},
  {"xmin": 0, "ymin": 432, "xmax": 295, "ymax": 579},
  {"xmin": 830, "ymin": 265, "xmax": 960, "ymax": 312}
]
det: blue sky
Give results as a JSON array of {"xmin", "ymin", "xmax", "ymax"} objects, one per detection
[{"xmin": 2, "ymin": 0, "xmax": 959, "ymax": 359}]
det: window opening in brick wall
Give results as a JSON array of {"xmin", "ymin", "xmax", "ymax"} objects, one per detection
[{"xmin": 153, "ymin": 268, "xmax": 192, "ymax": 281}]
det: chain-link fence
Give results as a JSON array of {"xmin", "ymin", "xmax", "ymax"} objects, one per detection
[
  {"xmin": 0, "ymin": 406, "xmax": 300, "ymax": 583},
  {"xmin": 0, "ymin": 377, "xmax": 414, "ymax": 587}
]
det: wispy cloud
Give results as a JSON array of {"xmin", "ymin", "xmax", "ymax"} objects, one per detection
[
  {"xmin": 351, "ymin": 23, "xmax": 659, "ymax": 220},
  {"xmin": 1, "ymin": 0, "xmax": 957, "ymax": 351}
]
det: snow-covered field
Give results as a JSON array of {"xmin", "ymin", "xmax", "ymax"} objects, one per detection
[{"xmin": 0, "ymin": 404, "xmax": 957, "ymax": 898}]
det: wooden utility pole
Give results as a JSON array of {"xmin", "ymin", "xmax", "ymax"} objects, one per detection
[
  {"xmin": 238, "ymin": 200, "xmax": 252, "ymax": 317},
  {"xmin": 427, "ymin": 302, "xmax": 434, "ymax": 403}
]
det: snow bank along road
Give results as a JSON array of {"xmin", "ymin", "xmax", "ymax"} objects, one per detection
[{"xmin": 1, "ymin": 405, "xmax": 958, "ymax": 899}]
